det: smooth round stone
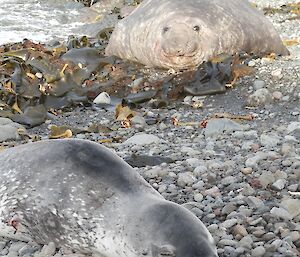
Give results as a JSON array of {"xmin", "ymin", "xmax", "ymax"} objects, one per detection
[
  {"xmin": 239, "ymin": 235, "xmax": 253, "ymax": 249},
  {"xmin": 193, "ymin": 165, "xmax": 208, "ymax": 176},
  {"xmin": 260, "ymin": 133, "xmax": 281, "ymax": 148},
  {"xmin": 223, "ymin": 246, "xmax": 239, "ymax": 257},
  {"xmin": 251, "ymin": 246, "xmax": 266, "ymax": 257},
  {"xmin": 221, "ymin": 176, "xmax": 237, "ymax": 186},
  {"xmin": 281, "ymin": 159, "xmax": 292, "ymax": 167},
  {"xmin": 248, "ymin": 60, "xmax": 256, "ymax": 67},
  {"xmin": 273, "ymin": 91, "xmax": 283, "ymax": 100},
  {"xmin": 252, "ymin": 228, "xmax": 266, "ymax": 237},
  {"xmin": 18, "ymin": 245, "xmax": 39, "ymax": 256},
  {"xmin": 262, "ymin": 232, "xmax": 276, "ymax": 241},
  {"xmin": 282, "ymin": 95, "xmax": 290, "ymax": 101},
  {"xmin": 253, "ymin": 80, "xmax": 265, "ymax": 90},
  {"xmin": 221, "ymin": 218, "xmax": 238, "ymax": 229},
  {"xmin": 270, "ymin": 239, "xmax": 283, "ymax": 249},
  {"xmin": 222, "ymin": 203, "xmax": 237, "ymax": 215},
  {"xmin": 218, "ymin": 239, "xmax": 238, "ymax": 247},
  {"xmin": 193, "ymin": 193, "xmax": 204, "ymax": 202},
  {"xmin": 271, "ymin": 68, "xmax": 283, "ymax": 78},
  {"xmin": 207, "ymin": 224, "xmax": 219, "ymax": 233},
  {"xmin": 271, "ymin": 179, "xmax": 286, "ymax": 190},
  {"xmin": 158, "ymin": 184, "xmax": 167, "ymax": 193},
  {"xmin": 290, "ymin": 231, "xmax": 300, "ymax": 242},
  {"xmin": 177, "ymin": 172, "xmax": 196, "ymax": 187},
  {"xmin": 277, "ymin": 247, "xmax": 294, "ymax": 256},
  {"xmin": 233, "ymin": 225, "xmax": 248, "ymax": 237},
  {"xmin": 247, "ymin": 88, "xmax": 272, "ymax": 107},
  {"xmin": 190, "ymin": 207, "xmax": 204, "ymax": 217},
  {"xmin": 8, "ymin": 242, "xmax": 28, "ymax": 253},
  {"xmin": 76, "ymin": 134, "xmax": 87, "ymax": 139},
  {"xmin": 241, "ymin": 167, "xmax": 253, "ymax": 175}
]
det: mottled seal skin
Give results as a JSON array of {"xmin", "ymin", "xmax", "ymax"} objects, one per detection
[
  {"xmin": 105, "ymin": 0, "xmax": 289, "ymax": 70},
  {"xmin": 0, "ymin": 139, "xmax": 218, "ymax": 257}
]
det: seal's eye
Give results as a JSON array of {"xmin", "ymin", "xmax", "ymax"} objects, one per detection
[
  {"xmin": 162, "ymin": 27, "xmax": 170, "ymax": 33},
  {"xmin": 193, "ymin": 25, "xmax": 200, "ymax": 32}
]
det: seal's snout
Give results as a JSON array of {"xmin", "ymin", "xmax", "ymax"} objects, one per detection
[
  {"xmin": 138, "ymin": 201, "xmax": 218, "ymax": 257},
  {"xmin": 160, "ymin": 23, "xmax": 199, "ymax": 58}
]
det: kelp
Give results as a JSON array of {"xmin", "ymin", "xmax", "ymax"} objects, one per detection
[{"xmin": 0, "ymin": 36, "xmax": 256, "ymax": 128}]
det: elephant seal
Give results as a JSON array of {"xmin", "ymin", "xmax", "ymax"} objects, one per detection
[
  {"xmin": 0, "ymin": 139, "xmax": 218, "ymax": 257},
  {"xmin": 105, "ymin": 0, "xmax": 289, "ymax": 70}
]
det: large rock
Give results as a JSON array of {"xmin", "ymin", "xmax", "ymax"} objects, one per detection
[{"xmin": 0, "ymin": 118, "xmax": 25, "ymax": 142}]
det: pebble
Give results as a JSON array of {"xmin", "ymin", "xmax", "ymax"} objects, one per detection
[
  {"xmin": 177, "ymin": 172, "xmax": 196, "ymax": 187},
  {"xmin": 233, "ymin": 225, "xmax": 248, "ymax": 237},
  {"xmin": 251, "ymin": 246, "xmax": 266, "ymax": 257},
  {"xmin": 260, "ymin": 133, "xmax": 281, "ymax": 148},
  {"xmin": 247, "ymin": 88, "xmax": 272, "ymax": 107},
  {"xmin": 248, "ymin": 60, "xmax": 256, "ymax": 67},
  {"xmin": 280, "ymin": 199, "xmax": 300, "ymax": 219},
  {"xmin": 193, "ymin": 165, "xmax": 208, "ymax": 176},
  {"xmin": 221, "ymin": 176, "xmax": 237, "ymax": 186},
  {"xmin": 240, "ymin": 167, "xmax": 253, "ymax": 175},
  {"xmin": 245, "ymin": 196, "xmax": 264, "ymax": 209},
  {"xmin": 221, "ymin": 218, "xmax": 238, "ymax": 229},
  {"xmin": 286, "ymin": 122, "xmax": 300, "ymax": 134},
  {"xmin": 272, "ymin": 91, "xmax": 283, "ymax": 100},
  {"xmin": 253, "ymin": 79, "xmax": 265, "ymax": 90},
  {"xmin": 193, "ymin": 193, "xmax": 204, "ymax": 202},
  {"xmin": 290, "ymin": 231, "xmax": 300, "ymax": 242},
  {"xmin": 0, "ymin": 118, "xmax": 25, "ymax": 142},
  {"xmin": 271, "ymin": 179, "xmax": 286, "ymax": 190},
  {"xmin": 93, "ymin": 92, "xmax": 111, "ymax": 104},
  {"xmin": 123, "ymin": 133, "xmax": 163, "ymax": 145},
  {"xmin": 34, "ymin": 242, "xmax": 56, "ymax": 257},
  {"xmin": 271, "ymin": 68, "xmax": 283, "ymax": 78},
  {"xmin": 259, "ymin": 171, "xmax": 275, "ymax": 188},
  {"xmin": 245, "ymin": 152, "xmax": 268, "ymax": 169},
  {"xmin": 186, "ymin": 158, "xmax": 205, "ymax": 168},
  {"xmin": 270, "ymin": 207, "xmax": 292, "ymax": 221},
  {"xmin": 222, "ymin": 203, "xmax": 237, "ymax": 215},
  {"xmin": 218, "ymin": 239, "xmax": 238, "ymax": 247},
  {"xmin": 239, "ymin": 235, "xmax": 253, "ymax": 249},
  {"xmin": 203, "ymin": 186, "xmax": 221, "ymax": 197},
  {"xmin": 204, "ymin": 118, "xmax": 244, "ymax": 138}
]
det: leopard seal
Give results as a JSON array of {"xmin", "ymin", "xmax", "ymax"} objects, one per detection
[
  {"xmin": 0, "ymin": 139, "xmax": 218, "ymax": 257},
  {"xmin": 105, "ymin": 0, "xmax": 289, "ymax": 70}
]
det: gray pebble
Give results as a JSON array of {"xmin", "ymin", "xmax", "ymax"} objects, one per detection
[
  {"xmin": 251, "ymin": 246, "xmax": 266, "ymax": 257},
  {"xmin": 271, "ymin": 179, "xmax": 286, "ymax": 190}
]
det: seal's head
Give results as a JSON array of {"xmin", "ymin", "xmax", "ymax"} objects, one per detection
[
  {"xmin": 153, "ymin": 16, "xmax": 214, "ymax": 70},
  {"xmin": 128, "ymin": 200, "xmax": 218, "ymax": 257},
  {"xmin": 161, "ymin": 22, "xmax": 200, "ymax": 57}
]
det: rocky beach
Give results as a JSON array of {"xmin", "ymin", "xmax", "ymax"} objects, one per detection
[{"xmin": 0, "ymin": 0, "xmax": 299, "ymax": 256}]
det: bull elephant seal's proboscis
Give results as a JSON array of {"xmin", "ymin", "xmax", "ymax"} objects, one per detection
[
  {"xmin": 105, "ymin": 0, "xmax": 289, "ymax": 70},
  {"xmin": 0, "ymin": 139, "xmax": 218, "ymax": 257}
]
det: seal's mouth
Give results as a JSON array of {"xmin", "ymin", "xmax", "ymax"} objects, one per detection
[
  {"xmin": 162, "ymin": 51, "xmax": 197, "ymax": 58},
  {"xmin": 154, "ymin": 41, "xmax": 202, "ymax": 69},
  {"xmin": 161, "ymin": 54, "xmax": 200, "ymax": 70}
]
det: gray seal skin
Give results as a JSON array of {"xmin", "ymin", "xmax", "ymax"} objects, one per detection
[
  {"xmin": 0, "ymin": 139, "xmax": 218, "ymax": 257},
  {"xmin": 105, "ymin": 0, "xmax": 289, "ymax": 70}
]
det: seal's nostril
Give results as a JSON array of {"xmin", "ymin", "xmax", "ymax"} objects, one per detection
[
  {"xmin": 193, "ymin": 25, "xmax": 200, "ymax": 32},
  {"xmin": 177, "ymin": 49, "xmax": 185, "ymax": 56},
  {"xmin": 162, "ymin": 27, "xmax": 170, "ymax": 33}
]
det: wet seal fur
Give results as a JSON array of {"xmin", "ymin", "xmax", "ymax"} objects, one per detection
[
  {"xmin": 0, "ymin": 139, "xmax": 218, "ymax": 257},
  {"xmin": 105, "ymin": 0, "xmax": 289, "ymax": 70}
]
